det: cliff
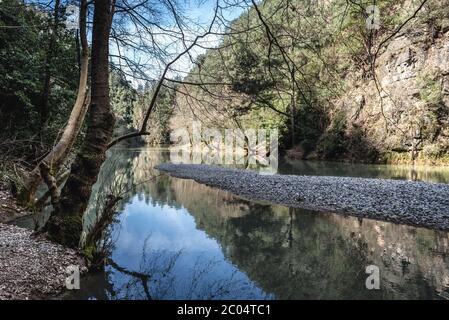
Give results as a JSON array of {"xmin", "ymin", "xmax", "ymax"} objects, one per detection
[
  {"xmin": 324, "ymin": 20, "xmax": 449, "ymax": 164},
  {"xmin": 169, "ymin": 0, "xmax": 449, "ymax": 165}
]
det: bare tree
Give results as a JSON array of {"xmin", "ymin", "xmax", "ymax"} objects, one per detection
[{"xmin": 42, "ymin": 0, "xmax": 229, "ymax": 247}]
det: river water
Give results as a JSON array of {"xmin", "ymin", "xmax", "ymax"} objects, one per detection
[{"xmin": 62, "ymin": 147, "xmax": 449, "ymax": 299}]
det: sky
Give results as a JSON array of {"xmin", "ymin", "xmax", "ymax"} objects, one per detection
[
  {"xmin": 109, "ymin": 0, "xmax": 249, "ymax": 86},
  {"xmin": 23, "ymin": 0, "xmax": 249, "ymax": 86},
  {"xmin": 108, "ymin": 194, "xmax": 270, "ymax": 299}
]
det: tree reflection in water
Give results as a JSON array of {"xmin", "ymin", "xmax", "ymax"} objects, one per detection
[
  {"xmin": 65, "ymin": 148, "xmax": 449, "ymax": 300},
  {"xmin": 71, "ymin": 229, "xmax": 271, "ymax": 300}
]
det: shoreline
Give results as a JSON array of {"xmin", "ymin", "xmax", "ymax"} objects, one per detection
[
  {"xmin": 0, "ymin": 187, "xmax": 86, "ymax": 300},
  {"xmin": 0, "ymin": 223, "xmax": 86, "ymax": 299},
  {"xmin": 156, "ymin": 163, "xmax": 449, "ymax": 231}
]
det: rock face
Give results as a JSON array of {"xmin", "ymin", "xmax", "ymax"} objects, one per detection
[{"xmin": 331, "ymin": 23, "xmax": 449, "ymax": 164}]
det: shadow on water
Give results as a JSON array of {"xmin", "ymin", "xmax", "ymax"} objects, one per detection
[{"xmin": 57, "ymin": 148, "xmax": 449, "ymax": 299}]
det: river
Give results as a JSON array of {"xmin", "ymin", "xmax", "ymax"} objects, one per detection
[{"xmin": 56, "ymin": 147, "xmax": 449, "ymax": 299}]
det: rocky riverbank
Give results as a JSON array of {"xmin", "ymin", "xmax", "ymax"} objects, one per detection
[
  {"xmin": 0, "ymin": 223, "xmax": 85, "ymax": 299},
  {"xmin": 0, "ymin": 187, "xmax": 85, "ymax": 300},
  {"xmin": 156, "ymin": 164, "xmax": 449, "ymax": 231},
  {"xmin": 0, "ymin": 188, "xmax": 29, "ymax": 223}
]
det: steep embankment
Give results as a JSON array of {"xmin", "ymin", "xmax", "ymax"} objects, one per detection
[
  {"xmin": 169, "ymin": 0, "xmax": 449, "ymax": 165},
  {"xmin": 325, "ymin": 26, "xmax": 449, "ymax": 164}
]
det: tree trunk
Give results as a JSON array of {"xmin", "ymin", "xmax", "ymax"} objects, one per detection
[
  {"xmin": 45, "ymin": 0, "xmax": 115, "ymax": 248},
  {"xmin": 20, "ymin": 0, "xmax": 90, "ymax": 204},
  {"xmin": 290, "ymin": 65, "xmax": 296, "ymax": 146}
]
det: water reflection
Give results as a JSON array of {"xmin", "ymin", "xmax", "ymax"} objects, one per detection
[
  {"xmin": 66, "ymin": 148, "xmax": 449, "ymax": 299},
  {"xmin": 71, "ymin": 194, "xmax": 271, "ymax": 300},
  {"xmin": 280, "ymin": 158, "xmax": 449, "ymax": 183}
]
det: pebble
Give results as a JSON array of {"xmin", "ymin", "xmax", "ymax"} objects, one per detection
[
  {"xmin": 156, "ymin": 163, "xmax": 449, "ymax": 231},
  {"xmin": 0, "ymin": 224, "xmax": 85, "ymax": 300}
]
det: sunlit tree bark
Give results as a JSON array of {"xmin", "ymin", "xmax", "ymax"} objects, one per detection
[
  {"xmin": 45, "ymin": 0, "xmax": 116, "ymax": 248},
  {"xmin": 20, "ymin": 0, "xmax": 90, "ymax": 205}
]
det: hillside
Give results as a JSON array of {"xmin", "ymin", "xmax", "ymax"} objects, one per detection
[{"xmin": 169, "ymin": 0, "xmax": 449, "ymax": 164}]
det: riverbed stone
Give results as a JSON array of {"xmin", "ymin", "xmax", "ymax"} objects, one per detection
[
  {"xmin": 156, "ymin": 163, "xmax": 449, "ymax": 231},
  {"xmin": 0, "ymin": 223, "xmax": 85, "ymax": 299}
]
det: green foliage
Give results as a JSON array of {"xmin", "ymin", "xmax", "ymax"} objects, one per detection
[
  {"xmin": 176, "ymin": 0, "xmax": 352, "ymax": 151},
  {"xmin": 295, "ymin": 103, "xmax": 329, "ymax": 154},
  {"xmin": 0, "ymin": 0, "xmax": 79, "ymax": 161},
  {"xmin": 318, "ymin": 111, "xmax": 348, "ymax": 158},
  {"xmin": 172, "ymin": 0, "xmax": 449, "ymax": 163},
  {"xmin": 230, "ymin": 42, "xmax": 275, "ymax": 95},
  {"xmin": 419, "ymin": 71, "xmax": 444, "ymax": 107},
  {"xmin": 110, "ymin": 70, "xmax": 138, "ymax": 128},
  {"xmin": 108, "ymin": 69, "xmax": 176, "ymax": 146},
  {"xmin": 130, "ymin": 83, "xmax": 176, "ymax": 146},
  {"xmin": 152, "ymin": 87, "xmax": 176, "ymax": 145},
  {"xmin": 422, "ymin": 143, "xmax": 443, "ymax": 159},
  {"xmin": 0, "ymin": 0, "xmax": 45, "ymax": 115}
]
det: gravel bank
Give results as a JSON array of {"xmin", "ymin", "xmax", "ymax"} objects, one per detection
[
  {"xmin": 0, "ymin": 188, "xmax": 29, "ymax": 223},
  {"xmin": 156, "ymin": 164, "xmax": 449, "ymax": 231},
  {"xmin": 0, "ymin": 223, "xmax": 85, "ymax": 299}
]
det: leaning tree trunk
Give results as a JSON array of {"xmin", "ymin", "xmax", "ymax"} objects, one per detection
[
  {"xmin": 45, "ymin": 0, "xmax": 115, "ymax": 248},
  {"xmin": 20, "ymin": 0, "xmax": 90, "ymax": 205}
]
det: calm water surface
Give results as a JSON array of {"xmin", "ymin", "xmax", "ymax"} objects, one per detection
[{"xmin": 63, "ymin": 148, "xmax": 449, "ymax": 300}]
